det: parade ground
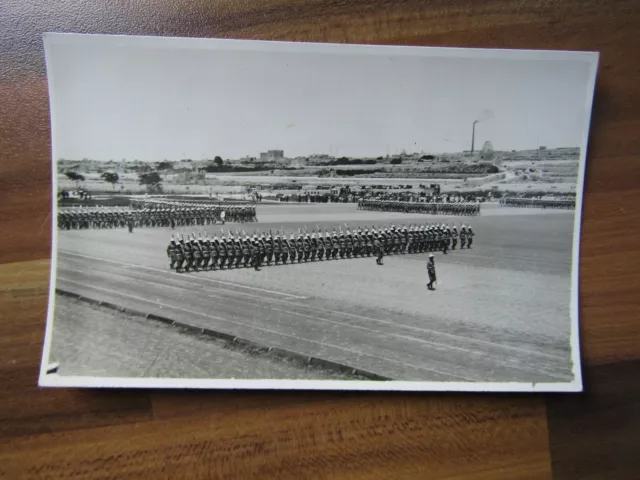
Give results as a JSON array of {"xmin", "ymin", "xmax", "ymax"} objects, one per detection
[{"xmin": 50, "ymin": 203, "xmax": 576, "ymax": 383}]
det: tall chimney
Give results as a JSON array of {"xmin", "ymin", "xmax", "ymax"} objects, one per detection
[{"xmin": 471, "ymin": 120, "xmax": 478, "ymax": 154}]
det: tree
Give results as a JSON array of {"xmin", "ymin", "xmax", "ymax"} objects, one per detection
[
  {"xmin": 101, "ymin": 172, "xmax": 119, "ymax": 190},
  {"xmin": 138, "ymin": 171, "xmax": 163, "ymax": 193},
  {"xmin": 390, "ymin": 158, "xmax": 403, "ymax": 165},
  {"xmin": 65, "ymin": 171, "xmax": 85, "ymax": 188},
  {"xmin": 157, "ymin": 161, "xmax": 173, "ymax": 171},
  {"xmin": 214, "ymin": 156, "xmax": 223, "ymax": 167}
]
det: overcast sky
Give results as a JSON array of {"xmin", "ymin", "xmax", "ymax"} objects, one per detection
[{"xmin": 45, "ymin": 35, "xmax": 597, "ymax": 162}]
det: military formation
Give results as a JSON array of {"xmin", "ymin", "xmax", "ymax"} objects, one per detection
[
  {"xmin": 130, "ymin": 198, "xmax": 257, "ymax": 222},
  {"xmin": 358, "ymin": 199, "xmax": 481, "ymax": 216},
  {"xmin": 166, "ymin": 223, "xmax": 475, "ymax": 272},
  {"xmin": 499, "ymin": 197, "xmax": 575, "ymax": 210},
  {"xmin": 57, "ymin": 203, "xmax": 256, "ymax": 231},
  {"xmin": 58, "ymin": 207, "xmax": 135, "ymax": 230}
]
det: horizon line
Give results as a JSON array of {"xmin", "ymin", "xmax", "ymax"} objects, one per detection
[{"xmin": 56, "ymin": 146, "xmax": 581, "ymax": 163}]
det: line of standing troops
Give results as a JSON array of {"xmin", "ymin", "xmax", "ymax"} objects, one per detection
[
  {"xmin": 57, "ymin": 205, "xmax": 256, "ymax": 231},
  {"xmin": 131, "ymin": 200, "xmax": 258, "ymax": 224},
  {"xmin": 499, "ymin": 197, "xmax": 575, "ymax": 209},
  {"xmin": 358, "ymin": 199, "xmax": 481, "ymax": 216},
  {"xmin": 166, "ymin": 223, "xmax": 475, "ymax": 273}
]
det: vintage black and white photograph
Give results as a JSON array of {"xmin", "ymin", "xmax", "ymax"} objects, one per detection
[{"xmin": 40, "ymin": 33, "xmax": 598, "ymax": 391}]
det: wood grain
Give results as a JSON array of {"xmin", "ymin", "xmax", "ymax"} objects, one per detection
[{"xmin": 1, "ymin": 0, "xmax": 639, "ymax": 478}]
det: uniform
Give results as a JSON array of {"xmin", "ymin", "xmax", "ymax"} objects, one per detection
[
  {"xmin": 210, "ymin": 238, "xmax": 219, "ymax": 270},
  {"xmin": 166, "ymin": 220, "xmax": 476, "ymax": 272},
  {"xmin": 374, "ymin": 237, "xmax": 384, "ymax": 265},
  {"xmin": 192, "ymin": 238, "xmax": 203, "ymax": 270},
  {"xmin": 467, "ymin": 227, "xmax": 474, "ymax": 249},
  {"xmin": 427, "ymin": 255, "xmax": 437, "ymax": 290},
  {"xmin": 167, "ymin": 239, "xmax": 177, "ymax": 270},
  {"xmin": 201, "ymin": 239, "xmax": 211, "ymax": 270}
]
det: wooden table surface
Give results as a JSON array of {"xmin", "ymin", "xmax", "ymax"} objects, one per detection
[{"xmin": 1, "ymin": 1, "xmax": 639, "ymax": 478}]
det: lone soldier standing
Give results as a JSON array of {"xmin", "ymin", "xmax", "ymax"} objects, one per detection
[{"xmin": 427, "ymin": 254, "xmax": 437, "ymax": 291}]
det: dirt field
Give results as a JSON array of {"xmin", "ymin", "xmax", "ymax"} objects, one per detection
[
  {"xmin": 50, "ymin": 203, "xmax": 577, "ymax": 383},
  {"xmin": 49, "ymin": 295, "xmax": 363, "ymax": 380}
]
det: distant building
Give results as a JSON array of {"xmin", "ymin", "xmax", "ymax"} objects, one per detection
[
  {"xmin": 176, "ymin": 171, "xmax": 204, "ymax": 183},
  {"xmin": 176, "ymin": 160, "xmax": 195, "ymax": 171},
  {"xmin": 259, "ymin": 150, "xmax": 284, "ymax": 163},
  {"xmin": 289, "ymin": 157, "xmax": 308, "ymax": 168},
  {"xmin": 482, "ymin": 141, "xmax": 495, "ymax": 160},
  {"xmin": 307, "ymin": 154, "xmax": 333, "ymax": 165}
]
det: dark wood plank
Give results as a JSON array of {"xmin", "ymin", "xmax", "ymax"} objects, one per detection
[
  {"xmin": 0, "ymin": 260, "xmax": 153, "ymax": 439},
  {"xmin": 547, "ymin": 360, "xmax": 640, "ymax": 479},
  {"xmin": 1, "ymin": 393, "xmax": 551, "ymax": 479}
]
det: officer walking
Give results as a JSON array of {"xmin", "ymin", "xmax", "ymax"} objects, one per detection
[{"xmin": 427, "ymin": 254, "xmax": 437, "ymax": 291}]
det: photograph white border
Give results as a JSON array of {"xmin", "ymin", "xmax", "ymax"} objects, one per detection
[{"xmin": 39, "ymin": 32, "xmax": 599, "ymax": 392}]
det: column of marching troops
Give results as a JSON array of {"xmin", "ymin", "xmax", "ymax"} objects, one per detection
[
  {"xmin": 57, "ymin": 204, "xmax": 257, "ymax": 230},
  {"xmin": 499, "ymin": 197, "xmax": 575, "ymax": 209},
  {"xmin": 130, "ymin": 198, "xmax": 257, "ymax": 222},
  {"xmin": 358, "ymin": 199, "xmax": 481, "ymax": 216},
  {"xmin": 166, "ymin": 223, "xmax": 475, "ymax": 272}
]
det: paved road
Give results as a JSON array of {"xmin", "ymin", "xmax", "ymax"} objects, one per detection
[{"xmin": 52, "ymin": 203, "xmax": 576, "ymax": 383}]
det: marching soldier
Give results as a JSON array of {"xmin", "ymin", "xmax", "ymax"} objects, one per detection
[
  {"xmin": 365, "ymin": 229, "xmax": 373, "ymax": 257},
  {"xmin": 253, "ymin": 236, "xmax": 263, "ymax": 271},
  {"xmin": 374, "ymin": 235, "xmax": 384, "ymax": 265},
  {"xmin": 192, "ymin": 235, "xmax": 203, "ymax": 271},
  {"xmin": 338, "ymin": 232, "xmax": 346, "ymax": 259},
  {"xmin": 316, "ymin": 232, "xmax": 326, "ymax": 261},
  {"xmin": 392, "ymin": 226, "xmax": 401, "ymax": 255},
  {"xmin": 345, "ymin": 230, "xmax": 353, "ymax": 259},
  {"xmin": 202, "ymin": 236, "xmax": 211, "ymax": 270},
  {"xmin": 281, "ymin": 234, "xmax": 290, "ymax": 265},
  {"xmin": 441, "ymin": 224, "xmax": 449, "ymax": 255},
  {"xmin": 295, "ymin": 233, "xmax": 304, "ymax": 263},
  {"xmin": 310, "ymin": 233, "xmax": 318, "ymax": 261},
  {"xmin": 331, "ymin": 231, "xmax": 339, "ymax": 260},
  {"xmin": 182, "ymin": 235, "xmax": 193, "ymax": 272},
  {"xmin": 234, "ymin": 236, "xmax": 243, "ymax": 268},
  {"xmin": 273, "ymin": 233, "xmax": 281, "ymax": 265},
  {"xmin": 258, "ymin": 234, "xmax": 267, "ymax": 267},
  {"xmin": 265, "ymin": 233, "xmax": 274, "ymax": 266},
  {"xmin": 167, "ymin": 236, "xmax": 177, "ymax": 270},
  {"xmin": 467, "ymin": 225, "xmax": 474, "ymax": 249},
  {"xmin": 224, "ymin": 235, "xmax": 234, "ymax": 269},
  {"xmin": 242, "ymin": 236, "xmax": 251, "ymax": 268},
  {"xmin": 209, "ymin": 236, "xmax": 218, "ymax": 270},
  {"xmin": 217, "ymin": 235, "xmax": 227, "ymax": 269},
  {"xmin": 175, "ymin": 237, "xmax": 185, "ymax": 273},
  {"xmin": 287, "ymin": 233, "xmax": 296, "ymax": 264}
]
